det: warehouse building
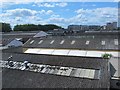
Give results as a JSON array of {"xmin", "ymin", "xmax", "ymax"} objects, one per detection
[{"xmin": 1, "ymin": 31, "xmax": 119, "ymax": 89}]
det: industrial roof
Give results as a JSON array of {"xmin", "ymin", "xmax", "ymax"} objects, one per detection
[
  {"xmin": 23, "ymin": 35, "xmax": 119, "ymax": 51},
  {"xmin": 2, "ymin": 52, "xmax": 110, "ymax": 88}
]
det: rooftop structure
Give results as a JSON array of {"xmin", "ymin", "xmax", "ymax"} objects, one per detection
[{"xmin": 33, "ymin": 31, "xmax": 48, "ymax": 38}]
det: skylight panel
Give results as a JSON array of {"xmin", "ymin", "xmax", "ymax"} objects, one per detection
[
  {"xmin": 71, "ymin": 40, "xmax": 76, "ymax": 45},
  {"xmin": 114, "ymin": 39, "xmax": 118, "ymax": 45},
  {"xmin": 101, "ymin": 41, "xmax": 105, "ymax": 45},
  {"xmin": 88, "ymin": 70, "xmax": 95, "ymax": 79},
  {"xmin": 60, "ymin": 40, "xmax": 65, "ymax": 44},
  {"xmin": 52, "ymin": 69, "xmax": 59, "ymax": 74},
  {"xmin": 49, "ymin": 69, "xmax": 55, "ymax": 74},
  {"xmin": 30, "ymin": 40, "xmax": 34, "ymax": 44},
  {"xmin": 86, "ymin": 51, "xmax": 105, "ymax": 57},
  {"xmin": 24, "ymin": 49, "xmax": 40, "ymax": 53},
  {"xmin": 1, "ymin": 60, "xmax": 101, "ymax": 80},
  {"xmin": 64, "ymin": 69, "xmax": 72, "ymax": 76},
  {"xmin": 44, "ymin": 68, "xmax": 51, "ymax": 73},
  {"xmin": 79, "ymin": 69, "xmax": 85, "ymax": 78},
  {"xmin": 24, "ymin": 48, "xmax": 118, "ymax": 58},
  {"xmin": 38, "ymin": 49, "xmax": 54, "ymax": 54},
  {"xmin": 50, "ymin": 40, "xmax": 54, "ymax": 44},
  {"xmin": 83, "ymin": 69, "xmax": 91, "ymax": 78},
  {"xmin": 52, "ymin": 49, "xmax": 70, "ymax": 55},
  {"xmin": 73, "ymin": 68, "xmax": 82, "ymax": 77},
  {"xmin": 56, "ymin": 70, "xmax": 63, "ymax": 75},
  {"xmin": 68, "ymin": 50, "xmax": 86, "ymax": 56},
  {"xmin": 41, "ymin": 67, "xmax": 47, "ymax": 73},
  {"xmin": 61, "ymin": 70, "xmax": 67, "ymax": 75},
  {"xmin": 86, "ymin": 41, "xmax": 90, "ymax": 45},
  {"xmin": 38, "ymin": 40, "xmax": 43, "ymax": 44}
]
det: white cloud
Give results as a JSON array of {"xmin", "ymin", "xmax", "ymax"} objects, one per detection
[
  {"xmin": 39, "ymin": 10, "xmax": 54, "ymax": 15},
  {"xmin": 1, "ymin": 8, "xmax": 54, "ymax": 18},
  {"xmin": 0, "ymin": 8, "xmax": 55, "ymax": 28},
  {"xmin": 50, "ymin": 14, "xmax": 60, "ymax": 18},
  {"xmin": 35, "ymin": 2, "xmax": 68, "ymax": 8},
  {"xmin": 47, "ymin": 7, "xmax": 118, "ymax": 27},
  {"xmin": 0, "ymin": 0, "xmax": 118, "ymax": 3},
  {"xmin": 46, "ymin": 10, "xmax": 54, "ymax": 14},
  {"xmin": 37, "ymin": 3, "xmax": 55, "ymax": 7},
  {"xmin": 56, "ymin": 2, "xmax": 67, "ymax": 7},
  {"xmin": 75, "ymin": 8, "xmax": 85, "ymax": 14},
  {"xmin": 3, "ymin": 8, "xmax": 37, "ymax": 17},
  {"xmin": 73, "ymin": 7, "xmax": 118, "ymax": 25},
  {"xmin": 113, "ymin": 0, "xmax": 120, "ymax": 2},
  {"xmin": 49, "ymin": 17, "xmax": 66, "ymax": 23}
]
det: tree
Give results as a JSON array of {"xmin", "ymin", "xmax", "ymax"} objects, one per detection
[
  {"xmin": 102, "ymin": 53, "xmax": 112, "ymax": 59},
  {"xmin": 0, "ymin": 23, "xmax": 12, "ymax": 32},
  {"xmin": 13, "ymin": 24, "xmax": 62, "ymax": 31},
  {"xmin": 44, "ymin": 24, "xmax": 62, "ymax": 31}
]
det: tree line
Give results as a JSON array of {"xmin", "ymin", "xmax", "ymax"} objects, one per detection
[
  {"xmin": 14, "ymin": 24, "xmax": 62, "ymax": 31},
  {"xmin": 0, "ymin": 23, "xmax": 12, "ymax": 32},
  {"xmin": 0, "ymin": 23, "xmax": 62, "ymax": 32}
]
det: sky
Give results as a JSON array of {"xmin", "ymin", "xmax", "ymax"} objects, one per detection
[{"xmin": 0, "ymin": 0, "xmax": 119, "ymax": 29}]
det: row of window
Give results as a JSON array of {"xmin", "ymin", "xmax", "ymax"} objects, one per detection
[{"xmin": 29, "ymin": 39, "xmax": 118, "ymax": 45}]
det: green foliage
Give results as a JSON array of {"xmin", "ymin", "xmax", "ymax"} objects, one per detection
[
  {"xmin": 0, "ymin": 23, "xmax": 12, "ymax": 32},
  {"xmin": 13, "ymin": 24, "xmax": 62, "ymax": 31},
  {"xmin": 102, "ymin": 53, "xmax": 112, "ymax": 59}
]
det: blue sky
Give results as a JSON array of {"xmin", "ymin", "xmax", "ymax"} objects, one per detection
[{"xmin": 0, "ymin": 1, "xmax": 118, "ymax": 28}]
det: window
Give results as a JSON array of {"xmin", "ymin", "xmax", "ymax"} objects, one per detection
[
  {"xmin": 38, "ymin": 40, "xmax": 43, "ymax": 44},
  {"xmin": 101, "ymin": 41, "xmax": 105, "ymax": 45},
  {"xmin": 30, "ymin": 40, "xmax": 34, "ymax": 44},
  {"xmin": 60, "ymin": 40, "xmax": 65, "ymax": 44},
  {"xmin": 71, "ymin": 40, "xmax": 75, "ymax": 45},
  {"xmin": 50, "ymin": 40, "xmax": 54, "ymax": 44},
  {"xmin": 86, "ymin": 41, "xmax": 90, "ymax": 44}
]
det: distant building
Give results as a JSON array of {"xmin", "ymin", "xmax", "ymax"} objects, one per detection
[
  {"xmin": 68, "ymin": 22, "xmax": 118, "ymax": 31},
  {"xmin": 68, "ymin": 25, "xmax": 89, "ymax": 31},
  {"xmin": 88, "ymin": 25, "xmax": 101, "ymax": 31},
  {"xmin": 103, "ymin": 25, "xmax": 107, "ymax": 30},
  {"xmin": 68, "ymin": 25, "xmax": 80, "ymax": 31},
  {"xmin": 106, "ymin": 22, "xmax": 117, "ymax": 30},
  {"xmin": 112, "ymin": 22, "xmax": 117, "ymax": 29},
  {"xmin": 81, "ymin": 25, "xmax": 89, "ymax": 31},
  {"xmin": 47, "ymin": 29, "xmax": 65, "ymax": 36}
]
